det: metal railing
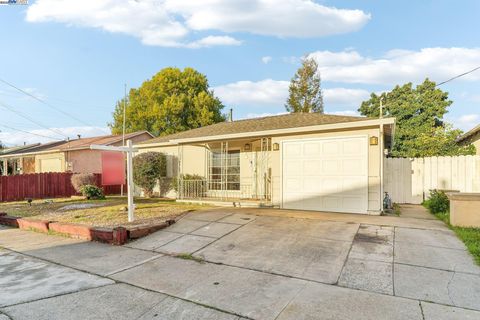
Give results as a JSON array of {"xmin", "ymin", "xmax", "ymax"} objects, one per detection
[{"xmin": 178, "ymin": 179, "xmax": 270, "ymax": 201}]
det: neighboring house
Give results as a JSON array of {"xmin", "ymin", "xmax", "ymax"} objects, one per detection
[
  {"xmin": 136, "ymin": 113, "xmax": 395, "ymax": 215},
  {"xmin": 456, "ymin": 124, "xmax": 480, "ymax": 155},
  {"xmin": 0, "ymin": 131, "xmax": 153, "ymax": 176}
]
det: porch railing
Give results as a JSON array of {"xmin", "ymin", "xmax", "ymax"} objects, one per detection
[{"xmin": 178, "ymin": 179, "xmax": 270, "ymax": 201}]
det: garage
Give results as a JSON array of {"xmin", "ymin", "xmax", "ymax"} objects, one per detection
[
  {"xmin": 39, "ymin": 158, "xmax": 62, "ymax": 173},
  {"xmin": 282, "ymin": 136, "xmax": 369, "ymax": 214}
]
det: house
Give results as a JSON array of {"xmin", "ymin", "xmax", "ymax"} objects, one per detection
[
  {"xmin": 456, "ymin": 124, "xmax": 480, "ymax": 155},
  {"xmin": 0, "ymin": 131, "xmax": 153, "ymax": 176},
  {"xmin": 136, "ymin": 113, "xmax": 395, "ymax": 215}
]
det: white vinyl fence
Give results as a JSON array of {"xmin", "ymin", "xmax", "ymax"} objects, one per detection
[{"xmin": 384, "ymin": 156, "xmax": 480, "ymax": 204}]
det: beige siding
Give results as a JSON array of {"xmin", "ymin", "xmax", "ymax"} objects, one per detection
[
  {"xmin": 473, "ymin": 139, "xmax": 480, "ymax": 155},
  {"xmin": 136, "ymin": 145, "xmax": 207, "ymax": 197}
]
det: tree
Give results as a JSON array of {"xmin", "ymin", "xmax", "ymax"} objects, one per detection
[
  {"xmin": 109, "ymin": 67, "xmax": 225, "ymax": 136},
  {"xmin": 285, "ymin": 57, "xmax": 324, "ymax": 113},
  {"xmin": 133, "ymin": 152, "xmax": 167, "ymax": 197},
  {"xmin": 359, "ymin": 79, "xmax": 475, "ymax": 157}
]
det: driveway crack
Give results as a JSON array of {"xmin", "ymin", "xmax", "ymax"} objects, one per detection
[{"xmin": 446, "ymin": 271, "xmax": 456, "ymax": 306}]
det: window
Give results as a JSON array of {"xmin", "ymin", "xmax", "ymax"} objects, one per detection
[{"xmin": 208, "ymin": 150, "xmax": 240, "ymax": 190}]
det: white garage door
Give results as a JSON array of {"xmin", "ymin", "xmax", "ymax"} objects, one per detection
[
  {"xmin": 39, "ymin": 158, "xmax": 62, "ymax": 173},
  {"xmin": 282, "ymin": 136, "xmax": 368, "ymax": 214}
]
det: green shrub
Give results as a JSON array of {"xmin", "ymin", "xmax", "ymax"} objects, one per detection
[
  {"xmin": 423, "ymin": 189, "xmax": 449, "ymax": 214},
  {"xmin": 80, "ymin": 185, "xmax": 105, "ymax": 200},
  {"xmin": 133, "ymin": 152, "xmax": 167, "ymax": 197}
]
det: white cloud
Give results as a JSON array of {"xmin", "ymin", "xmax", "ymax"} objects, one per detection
[
  {"xmin": 168, "ymin": 0, "xmax": 370, "ymax": 38},
  {"xmin": 448, "ymin": 114, "xmax": 480, "ymax": 132},
  {"xmin": 262, "ymin": 56, "xmax": 272, "ymax": 64},
  {"xmin": 26, "ymin": 0, "xmax": 370, "ymax": 48},
  {"xmin": 214, "ymin": 79, "xmax": 370, "ymax": 108},
  {"xmin": 0, "ymin": 126, "xmax": 109, "ymax": 146},
  {"xmin": 323, "ymin": 88, "xmax": 370, "ymax": 107},
  {"xmin": 330, "ymin": 110, "xmax": 360, "ymax": 117},
  {"xmin": 244, "ymin": 112, "xmax": 288, "ymax": 119},
  {"xmin": 187, "ymin": 36, "xmax": 242, "ymax": 48},
  {"xmin": 308, "ymin": 47, "xmax": 480, "ymax": 84},
  {"xmin": 214, "ymin": 79, "xmax": 290, "ymax": 106}
]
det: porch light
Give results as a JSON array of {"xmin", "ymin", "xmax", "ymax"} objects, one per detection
[
  {"xmin": 244, "ymin": 143, "xmax": 251, "ymax": 151},
  {"xmin": 369, "ymin": 136, "xmax": 379, "ymax": 146},
  {"xmin": 273, "ymin": 143, "xmax": 280, "ymax": 151}
]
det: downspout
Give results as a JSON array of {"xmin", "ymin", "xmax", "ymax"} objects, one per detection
[
  {"xmin": 379, "ymin": 97, "xmax": 384, "ymax": 214},
  {"xmin": 380, "ymin": 123, "xmax": 384, "ymax": 214}
]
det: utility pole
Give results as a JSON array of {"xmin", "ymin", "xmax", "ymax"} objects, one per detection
[
  {"xmin": 379, "ymin": 96, "xmax": 384, "ymax": 119},
  {"xmin": 121, "ymin": 83, "xmax": 127, "ymax": 197}
]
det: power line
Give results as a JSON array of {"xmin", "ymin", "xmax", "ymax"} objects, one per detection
[
  {"xmin": 436, "ymin": 66, "xmax": 480, "ymax": 86},
  {"xmin": 0, "ymin": 124, "xmax": 64, "ymax": 141},
  {"xmin": 0, "ymin": 77, "xmax": 94, "ymax": 127},
  {"xmin": 0, "ymin": 100, "xmax": 69, "ymax": 139}
]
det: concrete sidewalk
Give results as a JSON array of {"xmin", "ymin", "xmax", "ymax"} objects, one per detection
[{"xmin": 1, "ymin": 206, "xmax": 480, "ymax": 320}]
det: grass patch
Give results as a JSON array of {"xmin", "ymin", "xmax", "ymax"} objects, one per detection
[
  {"xmin": 0, "ymin": 196, "xmax": 211, "ymax": 228},
  {"xmin": 423, "ymin": 202, "xmax": 480, "ymax": 265},
  {"xmin": 392, "ymin": 203, "xmax": 401, "ymax": 216},
  {"xmin": 453, "ymin": 227, "xmax": 480, "ymax": 265},
  {"xmin": 175, "ymin": 253, "xmax": 205, "ymax": 263}
]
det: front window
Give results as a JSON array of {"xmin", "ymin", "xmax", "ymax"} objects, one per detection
[{"xmin": 208, "ymin": 150, "xmax": 240, "ymax": 190}]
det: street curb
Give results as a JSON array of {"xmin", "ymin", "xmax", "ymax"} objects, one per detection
[{"xmin": 0, "ymin": 214, "xmax": 175, "ymax": 245}]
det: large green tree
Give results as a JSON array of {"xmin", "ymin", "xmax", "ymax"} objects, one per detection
[
  {"xmin": 285, "ymin": 57, "xmax": 324, "ymax": 113},
  {"xmin": 109, "ymin": 67, "xmax": 225, "ymax": 136},
  {"xmin": 359, "ymin": 79, "xmax": 475, "ymax": 157}
]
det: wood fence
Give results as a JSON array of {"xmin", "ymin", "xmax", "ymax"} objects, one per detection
[
  {"xmin": 0, "ymin": 173, "xmax": 124, "ymax": 202},
  {"xmin": 384, "ymin": 155, "xmax": 480, "ymax": 204}
]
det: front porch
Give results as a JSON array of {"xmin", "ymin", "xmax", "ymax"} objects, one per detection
[{"xmin": 176, "ymin": 137, "xmax": 276, "ymax": 206}]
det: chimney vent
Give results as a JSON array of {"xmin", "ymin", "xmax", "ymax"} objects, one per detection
[{"xmin": 228, "ymin": 108, "xmax": 233, "ymax": 122}]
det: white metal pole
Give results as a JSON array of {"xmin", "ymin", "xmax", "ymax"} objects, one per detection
[
  {"xmin": 126, "ymin": 139, "xmax": 135, "ymax": 222},
  {"xmin": 121, "ymin": 84, "xmax": 127, "ymax": 197}
]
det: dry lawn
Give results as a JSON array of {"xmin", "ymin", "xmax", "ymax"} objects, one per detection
[{"xmin": 0, "ymin": 197, "xmax": 210, "ymax": 227}]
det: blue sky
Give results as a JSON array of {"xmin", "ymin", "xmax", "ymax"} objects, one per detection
[{"xmin": 1, "ymin": 0, "xmax": 479, "ymax": 146}]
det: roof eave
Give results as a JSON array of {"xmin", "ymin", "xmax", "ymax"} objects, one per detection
[
  {"xmin": 456, "ymin": 127, "xmax": 480, "ymax": 143},
  {"xmin": 166, "ymin": 118, "xmax": 395, "ymax": 145},
  {"xmin": 0, "ymin": 148, "xmax": 62, "ymax": 159}
]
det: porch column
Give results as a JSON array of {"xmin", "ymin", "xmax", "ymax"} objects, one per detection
[{"xmin": 2, "ymin": 158, "xmax": 7, "ymax": 176}]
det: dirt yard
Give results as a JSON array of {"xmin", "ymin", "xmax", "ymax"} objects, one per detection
[{"xmin": 0, "ymin": 197, "xmax": 211, "ymax": 227}]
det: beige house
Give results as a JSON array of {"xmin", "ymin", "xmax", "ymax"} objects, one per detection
[
  {"xmin": 457, "ymin": 124, "xmax": 480, "ymax": 155},
  {"xmin": 0, "ymin": 131, "xmax": 153, "ymax": 175},
  {"xmin": 136, "ymin": 113, "xmax": 395, "ymax": 215}
]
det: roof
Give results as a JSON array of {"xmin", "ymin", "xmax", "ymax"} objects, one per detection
[
  {"xmin": 0, "ymin": 131, "xmax": 153, "ymax": 157},
  {"xmin": 139, "ymin": 113, "xmax": 381, "ymax": 145},
  {"xmin": 0, "ymin": 142, "xmax": 62, "ymax": 156},
  {"xmin": 0, "ymin": 143, "xmax": 40, "ymax": 155},
  {"xmin": 56, "ymin": 131, "xmax": 153, "ymax": 151},
  {"xmin": 456, "ymin": 124, "xmax": 480, "ymax": 144}
]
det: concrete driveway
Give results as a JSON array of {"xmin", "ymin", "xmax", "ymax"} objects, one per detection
[{"xmin": 1, "ymin": 205, "xmax": 480, "ymax": 319}]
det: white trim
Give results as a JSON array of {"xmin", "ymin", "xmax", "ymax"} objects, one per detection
[{"xmin": 280, "ymin": 134, "xmax": 369, "ymax": 214}]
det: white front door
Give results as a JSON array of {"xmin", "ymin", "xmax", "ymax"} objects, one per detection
[{"xmin": 282, "ymin": 136, "xmax": 369, "ymax": 214}]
